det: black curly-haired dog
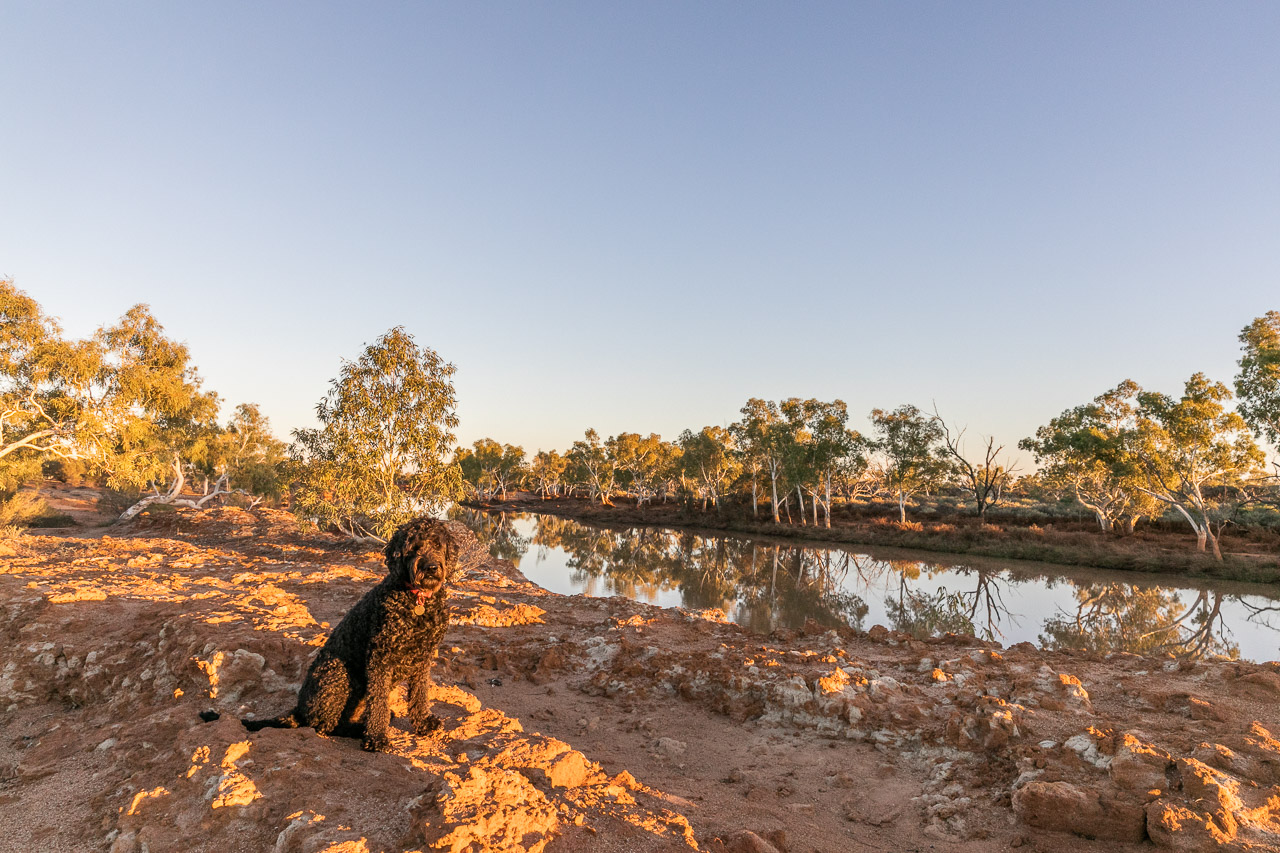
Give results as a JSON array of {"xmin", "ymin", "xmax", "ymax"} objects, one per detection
[{"xmin": 243, "ymin": 517, "xmax": 455, "ymax": 752}]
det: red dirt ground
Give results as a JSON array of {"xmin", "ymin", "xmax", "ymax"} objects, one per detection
[{"xmin": 2, "ymin": 505, "xmax": 1278, "ymax": 852}]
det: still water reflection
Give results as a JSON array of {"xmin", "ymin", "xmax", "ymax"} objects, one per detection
[{"xmin": 450, "ymin": 508, "xmax": 1280, "ymax": 663}]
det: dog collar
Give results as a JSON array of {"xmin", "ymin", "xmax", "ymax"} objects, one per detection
[{"xmin": 408, "ymin": 587, "xmax": 429, "ymax": 615}]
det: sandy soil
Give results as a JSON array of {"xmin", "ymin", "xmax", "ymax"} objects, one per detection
[{"xmin": 2, "ymin": 505, "xmax": 1280, "ymax": 852}]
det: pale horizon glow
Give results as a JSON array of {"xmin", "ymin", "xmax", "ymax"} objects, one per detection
[{"xmin": 3, "ymin": 3, "xmax": 1278, "ymax": 464}]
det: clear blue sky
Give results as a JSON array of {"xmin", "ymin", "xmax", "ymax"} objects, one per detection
[{"xmin": 3, "ymin": 3, "xmax": 1278, "ymax": 463}]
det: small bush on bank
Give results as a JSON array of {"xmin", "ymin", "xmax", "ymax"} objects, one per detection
[
  {"xmin": 0, "ymin": 489, "xmax": 57, "ymax": 532},
  {"xmin": 41, "ymin": 458, "xmax": 93, "ymax": 487}
]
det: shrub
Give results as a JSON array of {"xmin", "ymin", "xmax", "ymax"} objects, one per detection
[
  {"xmin": 0, "ymin": 490, "xmax": 50, "ymax": 530},
  {"xmin": 42, "ymin": 458, "xmax": 92, "ymax": 486}
]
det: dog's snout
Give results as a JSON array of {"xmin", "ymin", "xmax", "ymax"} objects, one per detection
[{"xmin": 412, "ymin": 555, "xmax": 442, "ymax": 584}]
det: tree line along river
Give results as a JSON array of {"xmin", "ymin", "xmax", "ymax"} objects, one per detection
[{"xmin": 451, "ymin": 507, "xmax": 1280, "ymax": 664}]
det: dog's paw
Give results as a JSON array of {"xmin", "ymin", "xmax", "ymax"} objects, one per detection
[
  {"xmin": 412, "ymin": 715, "xmax": 443, "ymax": 736},
  {"xmin": 362, "ymin": 734, "xmax": 392, "ymax": 753}
]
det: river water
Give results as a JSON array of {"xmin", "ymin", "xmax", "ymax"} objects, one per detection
[{"xmin": 451, "ymin": 508, "xmax": 1280, "ymax": 663}]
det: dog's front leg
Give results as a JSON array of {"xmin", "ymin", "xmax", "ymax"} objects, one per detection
[
  {"xmin": 362, "ymin": 662, "xmax": 395, "ymax": 752},
  {"xmin": 409, "ymin": 657, "xmax": 442, "ymax": 736}
]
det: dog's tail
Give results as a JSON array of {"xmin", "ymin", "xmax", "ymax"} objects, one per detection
[{"xmin": 242, "ymin": 710, "xmax": 301, "ymax": 732}]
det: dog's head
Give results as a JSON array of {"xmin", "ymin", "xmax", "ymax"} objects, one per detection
[{"xmin": 384, "ymin": 517, "xmax": 457, "ymax": 597}]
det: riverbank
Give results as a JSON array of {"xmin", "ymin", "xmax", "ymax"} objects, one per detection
[
  {"xmin": 5, "ymin": 505, "xmax": 1280, "ymax": 851},
  {"xmin": 468, "ymin": 493, "xmax": 1280, "ymax": 585}
]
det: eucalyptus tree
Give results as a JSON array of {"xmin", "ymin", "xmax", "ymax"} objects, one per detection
[
  {"xmin": 566, "ymin": 428, "xmax": 615, "ymax": 505},
  {"xmin": 678, "ymin": 426, "xmax": 740, "ymax": 510},
  {"xmin": 607, "ymin": 432, "xmax": 667, "ymax": 506},
  {"xmin": 0, "ymin": 279, "xmax": 90, "ymax": 464},
  {"xmin": 869, "ymin": 404, "xmax": 948, "ymax": 523},
  {"xmin": 1129, "ymin": 373, "xmax": 1264, "ymax": 560},
  {"xmin": 1019, "ymin": 382, "xmax": 1156, "ymax": 533},
  {"xmin": 832, "ymin": 449, "xmax": 876, "ymax": 503},
  {"xmin": 779, "ymin": 398, "xmax": 817, "ymax": 523},
  {"xmin": 1236, "ymin": 311, "xmax": 1280, "ymax": 453},
  {"xmin": 495, "ymin": 440, "xmax": 528, "ymax": 498},
  {"xmin": 289, "ymin": 327, "xmax": 463, "ymax": 541},
  {"xmin": 457, "ymin": 438, "xmax": 526, "ymax": 500},
  {"xmin": 91, "ymin": 306, "xmax": 231, "ymax": 520},
  {"xmin": 733, "ymin": 398, "xmax": 795, "ymax": 523},
  {"xmin": 728, "ymin": 406, "xmax": 767, "ymax": 518},
  {"xmin": 453, "ymin": 445, "xmax": 482, "ymax": 498},
  {"xmin": 528, "ymin": 449, "xmax": 567, "ymax": 498},
  {"xmin": 0, "ymin": 281, "xmax": 91, "ymax": 518},
  {"xmin": 0, "ymin": 281, "xmax": 286, "ymax": 518},
  {"xmin": 653, "ymin": 438, "xmax": 684, "ymax": 503},
  {"xmin": 802, "ymin": 399, "xmax": 863, "ymax": 528},
  {"xmin": 198, "ymin": 403, "xmax": 288, "ymax": 505},
  {"xmin": 0, "ymin": 283, "xmax": 213, "ymax": 488}
]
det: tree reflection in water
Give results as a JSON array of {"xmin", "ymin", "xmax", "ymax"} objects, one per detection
[
  {"xmin": 797, "ymin": 555, "xmax": 1013, "ymax": 643},
  {"xmin": 731, "ymin": 545, "xmax": 869, "ymax": 633},
  {"xmin": 1039, "ymin": 585, "xmax": 1239, "ymax": 659},
  {"xmin": 453, "ymin": 508, "xmax": 867, "ymax": 632},
  {"xmin": 451, "ymin": 509, "xmax": 1279, "ymax": 660},
  {"xmin": 448, "ymin": 507, "xmax": 530, "ymax": 562}
]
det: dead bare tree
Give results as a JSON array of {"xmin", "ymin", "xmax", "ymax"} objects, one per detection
[{"xmin": 932, "ymin": 406, "xmax": 1017, "ymax": 520}]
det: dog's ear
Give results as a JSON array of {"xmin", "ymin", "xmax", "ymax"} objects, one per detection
[{"xmin": 383, "ymin": 525, "xmax": 405, "ymax": 568}]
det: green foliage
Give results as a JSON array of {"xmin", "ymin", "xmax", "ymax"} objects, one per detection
[
  {"xmin": 0, "ymin": 455, "xmax": 56, "ymax": 534},
  {"xmin": 1129, "ymin": 373, "xmax": 1265, "ymax": 558},
  {"xmin": 1236, "ymin": 311, "xmax": 1280, "ymax": 448},
  {"xmin": 1019, "ymin": 381, "xmax": 1158, "ymax": 533},
  {"xmin": 0, "ymin": 281, "xmax": 288, "ymax": 518},
  {"xmin": 213, "ymin": 403, "xmax": 288, "ymax": 500},
  {"xmin": 289, "ymin": 328, "xmax": 463, "ymax": 540},
  {"xmin": 0, "ymin": 489, "xmax": 49, "ymax": 533},
  {"xmin": 455, "ymin": 438, "xmax": 526, "ymax": 501},
  {"xmin": 869, "ymin": 404, "xmax": 948, "ymax": 522},
  {"xmin": 565, "ymin": 429, "xmax": 615, "ymax": 505},
  {"xmin": 678, "ymin": 425, "xmax": 740, "ymax": 509},
  {"xmin": 792, "ymin": 399, "xmax": 864, "ymax": 527},
  {"xmin": 607, "ymin": 432, "xmax": 672, "ymax": 506},
  {"xmin": 96, "ymin": 304, "xmax": 222, "ymax": 488},
  {"xmin": 0, "ymin": 279, "xmax": 93, "ymax": 478},
  {"xmin": 1023, "ymin": 374, "xmax": 1264, "ymax": 558},
  {"xmin": 528, "ymin": 449, "xmax": 567, "ymax": 498},
  {"xmin": 731, "ymin": 398, "xmax": 785, "ymax": 519},
  {"xmin": 42, "ymin": 456, "xmax": 92, "ymax": 486},
  {"xmin": 735, "ymin": 397, "xmax": 840, "ymax": 523}
]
